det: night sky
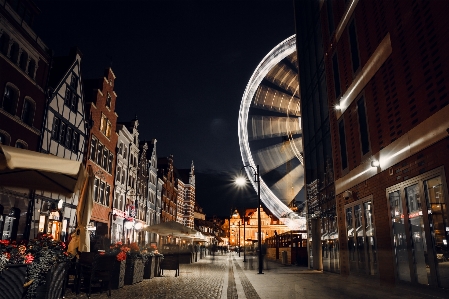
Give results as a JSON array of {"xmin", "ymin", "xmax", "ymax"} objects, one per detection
[{"xmin": 33, "ymin": 0, "xmax": 296, "ymax": 217}]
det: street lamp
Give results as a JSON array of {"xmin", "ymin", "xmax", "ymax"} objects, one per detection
[
  {"xmin": 238, "ymin": 221, "xmax": 241, "ymax": 257},
  {"xmin": 243, "ymin": 215, "xmax": 247, "ymax": 262},
  {"xmin": 235, "ymin": 164, "xmax": 263, "ymax": 274}
]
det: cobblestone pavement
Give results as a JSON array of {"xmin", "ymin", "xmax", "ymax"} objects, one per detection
[
  {"xmin": 64, "ymin": 254, "xmax": 231, "ymax": 299},
  {"xmin": 63, "ymin": 252, "xmax": 449, "ymax": 299}
]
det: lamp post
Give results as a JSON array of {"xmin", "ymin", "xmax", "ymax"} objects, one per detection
[
  {"xmin": 235, "ymin": 164, "xmax": 263, "ymax": 274},
  {"xmin": 243, "ymin": 215, "xmax": 247, "ymax": 262},
  {"xmin": 238, "ymin": 221, "xmax": 241, "ymax": 257}
]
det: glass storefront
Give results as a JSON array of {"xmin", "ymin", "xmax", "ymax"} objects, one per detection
[
  {"xmin": 387, "ymin": 169, "xmax": 449, "ymax": 288},
  {"xmin": 345, "ymin": 196, "xmax": 378, "ymax": 275},
  {"xmin": 322, "ymin": 216, "xmax": 340, "ymax": 273}
]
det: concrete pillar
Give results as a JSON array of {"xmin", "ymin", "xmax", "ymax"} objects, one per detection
[{"xmin": 311, "ymin": 218, "xmax": 323, "ymax": 271}]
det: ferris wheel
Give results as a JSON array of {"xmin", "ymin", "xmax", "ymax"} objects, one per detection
[{"xmin": 238, "ymin": 35, "xmax": 305, "ymax": 229}]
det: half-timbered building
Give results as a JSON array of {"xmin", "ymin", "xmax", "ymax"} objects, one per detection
[{"xmin": 37, "ymin": 46, "xmax": 88, "ymax": 241}]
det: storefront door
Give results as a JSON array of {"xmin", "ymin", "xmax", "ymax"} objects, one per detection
[
  {"xmin": 387, "ymin": 168, "xmax": 449, "ymax": 288},
  {"xmin": 345, "ymin": 196, "xmax": 378, "ymax": 275}
]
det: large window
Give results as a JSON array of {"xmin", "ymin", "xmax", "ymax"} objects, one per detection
[
  {"xmin": 51, "ymin": 116, "xmax": 78, "ymax": 153},
  {"xmin": 357, "ymin": 97, "xmax": 370, "ymax": 155},
  {"xmin": 90, "ymin": 137, "xmax": 113, "ymax": 172},
  {"xmin": 21, "ymin": 98, "xmax": 35, "ymax": 126},
  {"xmin": 100, "ymin": 114, "xmax": 112, "ymax": 138},
  {"xmin": 332, "ymin": 54, "xmax": 341, "ymax": 99},
  {"xmin": 90, "ymin": 136, "xmax": 97, "ymax": 161},
  {"xmin": 0, "ymin": 130, "xmax": 10, "ymax": 145},
  {"xmin": 2, "ymin": 84, "xmax": 18, "ymax": 115},
  {"xmin": 327, "ymin": 0, "xmax": 335, "ymax": 35},
  {"xmin": 348, "ymin": 19, "xmax": 360, "ymax": 74},
  {"xmin": 93, "ymin": 178, "xmax": 111, "ymax": 207},
  {"xmin": 64, "ymin": 74, "xmax": 78, "ymax": 112},
  {"xmin": 338, "ymin": 120, "xmax": 348, "ymax": 170}
]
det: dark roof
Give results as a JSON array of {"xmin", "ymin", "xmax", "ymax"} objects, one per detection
[
  {"xmin": 83, "ymin": 78, "xmax": 101, "ymax": 105},
  {"xmin": 48, "ymin": 47, "xmax": 82, "ymax": 89}
]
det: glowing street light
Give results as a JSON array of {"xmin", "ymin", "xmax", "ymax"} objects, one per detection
[{"xmin": 235, "ymin": 164, "xmax": 263, "ymax": 274}]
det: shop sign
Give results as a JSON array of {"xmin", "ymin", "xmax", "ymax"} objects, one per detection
[{"xmin": 49, "ymin": 211, "xmax": 60, "ymax": 221}]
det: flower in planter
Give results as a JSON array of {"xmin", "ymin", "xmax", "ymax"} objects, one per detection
[
  {"xmin": 24, "ymin": 234, "xmax": 73, "ymax": 299},
  {"xmin": 116, "ymin": 251, "xmax": 127, "ymax": 262}
]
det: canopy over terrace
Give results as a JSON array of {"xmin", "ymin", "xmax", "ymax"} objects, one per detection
[
  {"xmin": 143, "ymin": 221, "xmax": 197, "ymax": 238},
  {"xmin": 0, "ymin": 145, "xmax": 85, "ymax": 197}
]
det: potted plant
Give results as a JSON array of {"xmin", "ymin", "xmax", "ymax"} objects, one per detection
[
  {"xmin": 24, "ymin": 234, "xmax": 72, "ymax": 299},
  {"xmin": 107, "ymin": 242, "xmax": 127, "ymax": 289},
  {"xmin": 142, "ymin": 250, "xmax": 155, "ymax": 279},
  {"xmin": 124, "ymin": 243, "xmax": 145, "ymax": 285},
  {"xmin": 0, "ymin": 240, "xmax": 32, "ymax": 299}
]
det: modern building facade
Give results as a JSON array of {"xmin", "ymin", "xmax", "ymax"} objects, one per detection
[
  {"xmin": 0, "ymin": 0, "xmax": 51, "ymax": 241},
  {"xmin": 296, "ymin": 0, "xmax": 449, "ymax": 290},
  {"xmin": 37, "ymin": 47, "xmax": 88, "ymax": 242},
  {"xmin": 84, "ymin": 67, "xmax": 118, "ymax": 239}
]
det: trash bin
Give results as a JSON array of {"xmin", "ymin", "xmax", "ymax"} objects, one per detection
[{"xmin": 281, "ymin": 251, "xmax": 288, "ymax": 265}]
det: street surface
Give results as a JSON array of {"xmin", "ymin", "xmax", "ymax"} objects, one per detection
[{"xmin": 65, "ymin": 252, "xmax": 448, "ymax": 298}]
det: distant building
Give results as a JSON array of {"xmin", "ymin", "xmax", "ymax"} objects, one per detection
[
  {"xmin": 193, "ymin": 203, "xmax": 205, "ymax": 221},
  {"xmin": 229, "ymin": 207, "xmax": 289, "ymax": 247},
  {"xmin": 158, "ymin": 155, "xmax": 178, "ymax": 223},
  {"xmin": 144, "ymin": 139, "xmax": 159, "ymax": 244},
  {"xmin": 84, "ymin": 67, "xmax": 118, "ymax": 239},
  {"xmin": 113, "ymin": 117, "xmax": 139, "ymax": 243},
  {"xmin": 175, "ymin": 161, "xmax": 195, "ymax": 229},
  {"xmin": 37, "ymin": 47, "xmax": 88, "ymax": 241},
  {"xmin": 0, "ymin": 0, "xmax": 51, "ymax": 241}
]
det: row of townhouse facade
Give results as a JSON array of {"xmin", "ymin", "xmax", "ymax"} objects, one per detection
[
  {"xmin": 0, "ymin": 0, "xmax": 196, "ymax": 248},
  {"xmin": 295, "ymin": 0, "xmax": 449, "ymax": 291}
]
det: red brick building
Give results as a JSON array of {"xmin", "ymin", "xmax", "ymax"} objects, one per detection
[
  {"xmin": 84, "ymin": 68, "xmax": 118, "ymax": 238},
  {"xmin": 296, "ymin": 0, "xmax": 449, "ymax": 290},
  {"xmin": 158, "ymin": 155, "xmax": 178, "ymax": 223},
  {"xmin": 0, "ymin": 0, "xmax": 50, "ymax": 241},
  {"xmin": 0, "ymin": 0, "xmax": 50, "ymax": 151}
]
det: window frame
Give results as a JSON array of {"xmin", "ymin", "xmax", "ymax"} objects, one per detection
[
  {"xmin": 2, "ymin": 83, "xmax": 19, "ymax": 115},
  {"xmin": 21, "ymin": 97, "xmax": 35, "ymax": 127}
]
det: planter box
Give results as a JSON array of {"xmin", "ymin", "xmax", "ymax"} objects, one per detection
[
  {"xmin": 0, "ymin": 264, "xmax": 27, "ymax": 299},
  {"xmin": 33, "ymin": 262, "xmax": 69, "ymax": 299},
  {"xmin": 143, "ymin": 256, "xmax": 155, "ymax": 279},
  {"xmin": 124, "ymin": 257, "xmax": 144, "ymax": 285},
  {"xmin": 179, "ymin": 252, "xmax": 193, "ymax": 264},
  {"xmin": 154, "ymin": 255, "xmax": 161, "ymax": 277},
  {"xmin": 110, "ymin": 260, "xmax": 126, "ymax": 289}
]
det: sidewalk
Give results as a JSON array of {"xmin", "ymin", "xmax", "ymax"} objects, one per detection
[{"xmin": 230, "ymin": 252, "xmax": 448, "ymax": 299}]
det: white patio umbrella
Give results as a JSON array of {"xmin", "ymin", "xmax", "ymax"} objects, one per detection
[
  {"xmin": 0, "ymin": 145, "xmax": 85, "ymax": 197},
  {"xmin": 68, "ymin": 166, "xmax": 94, "ymax": 254},
  {"xmin": 143, "ymin": 221, "xmax": 197, "ymax": 237}
]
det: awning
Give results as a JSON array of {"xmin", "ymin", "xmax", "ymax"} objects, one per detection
[{"xmin": 0, "ymin": 145, "xmax": 85, "ymax": 197}]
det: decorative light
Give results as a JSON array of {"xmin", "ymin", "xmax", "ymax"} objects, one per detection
[
  {"xmin": 371, "ymin": 160, "xmax": 380, "ymax": 167},
  {"xmin": 134, "ymin": 222, "xmax": 143, "ymax": 230},
  {"xmin": 124, "ymin": 221, "xmax": 133, "ymax": 229}
]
